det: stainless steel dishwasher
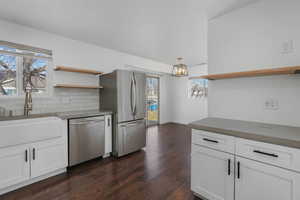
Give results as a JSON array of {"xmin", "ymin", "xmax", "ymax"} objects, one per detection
[{"xmin": 69, "ymin": 116, "xmax": 105, "ymax": 166}]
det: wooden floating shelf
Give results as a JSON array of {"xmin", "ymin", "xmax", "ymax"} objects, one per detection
[
  {"xmin": 54, "ymin": 84, "xmax": 103, "ymax": 89},
  {"xmin": 55, "ymin": 66, "xmax": 103, "ymax": 75},
  {"xmin": 189, "ymin": 66, "xmax": 300, "ymax": 80}
]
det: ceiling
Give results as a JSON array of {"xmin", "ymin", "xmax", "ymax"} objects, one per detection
[{"xmin": 0, "ymin": 0, "xmax": 259, "ymax": 65}]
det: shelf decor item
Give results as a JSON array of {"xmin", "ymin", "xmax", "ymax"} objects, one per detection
[{"xmin": 172, "ymin": 57, "xmax": 188, "ymax": 77}]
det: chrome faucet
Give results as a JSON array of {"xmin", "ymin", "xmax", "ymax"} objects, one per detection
[{"xmin": 24, "ymin": 90, "xmax": 33, "ymax": 116}]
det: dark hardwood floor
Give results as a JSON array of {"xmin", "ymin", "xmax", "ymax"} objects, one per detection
[{"xmin": 0, "ymin": 123, "xmax": 201, "ymax": 200}]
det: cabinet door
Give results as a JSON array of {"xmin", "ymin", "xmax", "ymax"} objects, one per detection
[
  {"xmin": 105, "ymin": 115, "xmax": 112, "ymax": 154},
  {"xmin": 31, "ymin": 140, "xmax": 67, "ymax": 178},
  {"xmin": 191, "ymin": 145, "xmax": 234, "ymax": 200},
  {"xmin": 0, "ymin": 146, "xmax": 30, "ymax": 188},
  {"xmin": 235, "ymin": 157, "xmax": 300, "ymax": 200}
]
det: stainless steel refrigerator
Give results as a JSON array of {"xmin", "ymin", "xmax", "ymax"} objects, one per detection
[{"xmin": 100, "ymin": 70, "xmax": 146, "ymax": 157}]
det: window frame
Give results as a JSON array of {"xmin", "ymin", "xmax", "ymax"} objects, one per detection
[{"xmin": 0, "ymin": 45, "xmax": 53, "ymax": 99}]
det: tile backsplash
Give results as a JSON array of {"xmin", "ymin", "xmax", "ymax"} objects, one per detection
[{"xmin": 0, "ymin": 88, "xmax": 99, "ymax": 116}]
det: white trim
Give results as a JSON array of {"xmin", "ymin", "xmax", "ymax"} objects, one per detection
[
  {"xmin": 0, "ymin": 50, "xmax": 52, "ymax": 60},
  {"xmin": 0, "ymin": 40, "xmax": 52, "ymax": 56}
]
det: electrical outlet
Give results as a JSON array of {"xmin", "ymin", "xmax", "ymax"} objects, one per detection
[
  {"xmin": 264, "ymin": 98, "xmax": 279, "ymax": 110},
  {"xmin": 281, "ymin": 40, "xmax": 294, "ymax": 54}
]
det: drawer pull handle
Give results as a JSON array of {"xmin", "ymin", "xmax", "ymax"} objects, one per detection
[
  {"xmin": 33, "ymin": 148, "xmax": 36, "ymax": 160},
  {"xmin": 228, "ymin": 159, "xmax": 231, "ymax": 176},
  {"xmin": 237, "ymin": 161, "xmax": 240, "ymax": 179},
  {"xmin": 25, "ymin": 150, "xmax": 28, "ymax": 162},
  {"xmin": 203, "ymin": 138, "xmax": 219, "ymax": 143},
  {"xmin": 253, "ymin": 150, "xmax": 278, "ymax": 158}
]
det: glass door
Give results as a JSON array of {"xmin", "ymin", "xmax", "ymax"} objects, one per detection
[{"xmin": 146, "ymin": 76, "xmax": 159, "ymax": 126}]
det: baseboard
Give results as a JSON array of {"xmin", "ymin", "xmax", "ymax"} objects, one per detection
[
  {"xmin": 193, "ymin": 192, "xmax": 209, "ymax": 200},
  {"xmin": 159, "ymin": 122, "xmax": 189, "ymax": 126},
  {"xmin": 0, "ymin": 168, "xmax": 66, "ymax": 195},
  {"xmin": 103, "ymin": 153, "xmax": 111, "ymax": 158}
]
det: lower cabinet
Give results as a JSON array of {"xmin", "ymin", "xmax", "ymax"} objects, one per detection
[
  {"xmin": 0, "ymin": 138, "xmax": 68, "ymax": 192},
  {"xmin": 31, "ymin": 140, "xmax": 68, "ymax": 178},
  {"xmin": 0, "ymin": 146, "xmax": 30, "ymax": 189},
  {"xmin": 191, "ymin": 145, "xmax": 234, "ymax": 200},
  {"xmin": 235, "ymin": 156, "xmax": 300, "ymax": 200},
  {"xmin": 0, "ymin": 118, "xmax": 68, "ymax": 194},
  {"xmin": 191, "ymin": 143, "xmax": 300, "ymax": 200}
]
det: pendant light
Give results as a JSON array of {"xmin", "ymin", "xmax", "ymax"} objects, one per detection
[{"xmin": 172, "ymin": 57, "xmax": 188, "ymax": 77}]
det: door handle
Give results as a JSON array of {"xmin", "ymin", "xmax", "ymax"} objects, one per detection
[
  {"xmin": 203, "ymin": 138, "xmax": 219, "ymax": 144},
  {"xmin": 121, "ymin": 123, "xmax": 137, "ymax": 127},
  {"xmin": 25, "ymin": 150, "xmax": 28, "ymax": 162},
  {"xmin": 70, "ymin": 120, "xmax": 104, "ymax": 125},
  {"xmin": 133, "ymin": 73, "xmax": 137, "ymax": 115},
  {"xmin": 237, "ymin": 161, "xmax": 240, "ymax": 179},
  {"xmin": 253, "ymin": 150, "xmax": 278, "ymax": 158},
  {"xmin": 130, "ymin": 75, "xmax": 134, "ymax": 114},
  {"xmin": 228, "ymin": 159, "xmax": 231, "ymax": 176},
  {"xmin": 32, "ymin": 148, "xmax": 36, "ymax": 160},
  {"xmin": 120, "ymin": 120, "xmax": 144, "ymax": 127}
]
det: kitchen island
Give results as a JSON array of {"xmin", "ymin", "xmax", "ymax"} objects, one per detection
[{"xmin": 189, "ymin": 118, "xmax": 300, "ymax": 200}]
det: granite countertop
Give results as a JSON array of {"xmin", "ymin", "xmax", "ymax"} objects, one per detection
[
  {"xmin": 189, "ymin": 117, "xmax": 300, "ymax": 149},
  {"xmin": 0, "ymin": 110, "xmax": 113, "ymax": 122}
]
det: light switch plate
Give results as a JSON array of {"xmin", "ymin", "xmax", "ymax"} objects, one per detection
[{"xmin": 264, "ymin": 98, "xmax": 279, "ymax": 110}]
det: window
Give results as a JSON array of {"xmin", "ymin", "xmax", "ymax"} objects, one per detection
[
  {"xmin": 0, "ymin": 54, "xmax": 17, "ymax": 96},
  {"xmin": 0, "ymin": 41, "xmax": 52, "ymax": 97}
]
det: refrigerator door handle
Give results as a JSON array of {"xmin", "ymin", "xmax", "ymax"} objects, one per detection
[
  {"xmin": 133, "ymin": 73, "xmax": 137, "ymax": 115},
  {"xmin": 130, "ymin": 74, "xmax": 134, "ymax": 115},
  {"xmin": 121, "ymin": 120, "xmax": 144, "ymax": 127}
]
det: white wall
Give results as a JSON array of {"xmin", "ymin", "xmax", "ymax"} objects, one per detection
[
  {"xmin": 160, "ymin": 13, "xmax": 208, "ymax": 125},
  {"xmin": 208, "ymin": 0, "xmax": 300, "ymax": 126},
  {"xmin": 0, "ymin": 19, "xmax": 171, "ymax": 116},
  {"xmin": 159, "ymin": 75, "xmax": 173, "ymax": 124},
  {"xmin": 162, "ymin": 66, "xmax": 208, "ymax": 125}
]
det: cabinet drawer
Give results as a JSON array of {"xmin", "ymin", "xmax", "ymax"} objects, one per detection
[
  {"xmin": 192, "ymin": 129, "xmax": 235, "ymax": 154},
  {"xmin": 236, "ymin": 138, "xmax": 300, "ymax": 172}
]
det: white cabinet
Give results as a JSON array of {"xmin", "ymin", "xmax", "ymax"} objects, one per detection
[
  {"xmin": 0, "ymin": 117, "xmax": 68, "ymax": 195},
  {"xmin": 31, "ymin": 140, "xmax": 68, "ymax": 178},
  {"xmin": 235, "ymin": 156, "xmax": 300, "ymax": 200},
  {"xmin": 0, "ymin": 146, "xmax": 30, "ymax": 189},
  {"xmin": 104, "ymin": 114, "xmax": 112, "ymax": 155},
  {"xmin": 191, "ymin": 129, "xmax": 300, "ymax": 200},
  {"xmin": 236, "ymin": 138, "xmax": 300, "ymax": 172},
  {"xmin": 192, "ymin": 130, "xmax": 235, "ymax": 154},
  {"xmin": 191, "ymin": 145, "xmax": 234, "ymax": 200}
]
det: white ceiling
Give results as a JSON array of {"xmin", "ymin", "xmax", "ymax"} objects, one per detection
[
  {"xmin": 0, "ymin": 0, "xmax": 259, "ymax": 65},
  {"xmin": 206, "ymin": 0, "xmax": 261, "ymax": 20}
]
